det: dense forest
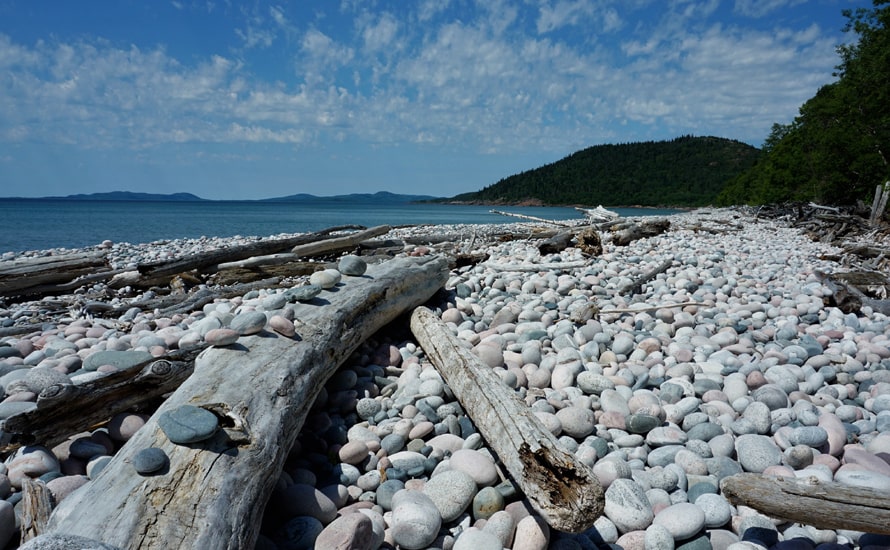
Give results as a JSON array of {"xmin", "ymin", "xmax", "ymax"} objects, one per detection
[
  {"xmin": 450, "ymin": 136, "xmax": 760, "ymax": 207},
  {"xmin": 717, "ymin": 1, "xmax": 889, "ymax": 206}
]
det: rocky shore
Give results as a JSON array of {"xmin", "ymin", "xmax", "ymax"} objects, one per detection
[{"xmin": 1, "ymin": 208, "xmax": 890, "ymax": 550}]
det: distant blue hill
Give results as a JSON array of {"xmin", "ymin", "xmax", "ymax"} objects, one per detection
[
  {"xmin": 262, "ymin": 191, "xmax": 440, "ymax": 202},
  {"xmin": 42, "ymin": 191, "xmax": 208, "ymax": 202},
  {"xmin": 4, "ymin": 190, "xmax": 440, "ymax": 202}
]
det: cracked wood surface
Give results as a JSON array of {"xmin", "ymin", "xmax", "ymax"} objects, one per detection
[
  {"xmin": 410, "ymin": 306, "xmax": 604, "ymax": 533},
  {"xmin": 45, "ymin": 255, "xmax": 449, "ymax": 549}
]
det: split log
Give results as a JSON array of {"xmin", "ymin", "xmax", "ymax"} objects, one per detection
[
  {"xmin": 410, "ymin": 306, "xmax": 604, "ymax": 533},
  {"xmin": 20, "ymin": 479, "xmax": 53, "ymax": 543},
  {"xmin": 610, "ymin": 219, "xmax": 670, "ymax": 246},
  {"xmin": 721, "ymin": 473, "xmax": 890, "ymax": 535},
  {"xmin": 0, "ymin": 251, "xmax": 109, "ymax": 296},
  {"xmin": 490, "ymin": 209, "xmax": 573, "ymax": 227},
  {"xmin": 619, "ymin": 257, "xmax": 674, "ymax": 295},
  {"xmin": 134, "ymin": 225, "xmax": 366, "ymax": 280},
  {"xmin": 288, "ymin": 225, "xmax": 392, "ymax": 257},
  {"xmin": 44, "ymin": 255, "xmax": 449, "ymax": 549},
  {"xmin": 1, "ymin": 350, "xmax": 200, "ymax": 452}
]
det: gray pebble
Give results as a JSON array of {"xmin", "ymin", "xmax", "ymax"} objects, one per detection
[{"xmin": 133, "ymin": 447, "xmax": 168, "ymax": 475}]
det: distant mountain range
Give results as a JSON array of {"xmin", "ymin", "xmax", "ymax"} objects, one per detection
[{"xmin": 6, "ymin": 190, "xmax": 439, "ymax": 202}]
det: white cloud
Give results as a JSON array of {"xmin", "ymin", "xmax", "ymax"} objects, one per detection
[
  {"xmin": 734, "ymin": 0, "xmax": 808, "ymax": 18},
  {"xmin": 361, "ymin": 12, "xmax": 399, "ymax": 52},
  {"xmin": 537, "ymin": 0, "xmax": 596, "ymax": 34}
]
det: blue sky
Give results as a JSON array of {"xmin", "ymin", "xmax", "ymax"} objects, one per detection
[{"xmin": 0, "ymin": 0, "xmax": 866, "ymax": 200}]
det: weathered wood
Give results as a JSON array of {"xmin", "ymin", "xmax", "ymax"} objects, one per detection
[
  {"xmin": 537, "ymin": 231, "xmax": 574, "ymax": 255},
  {"xmin": 135, "ymin": 225, "xmax": 366, "ymax": 280},
  {"xmin": 619, "ymin": 257, "xmax": 674, "ymax": 295},
  {"xmin": 870, "ymin": 181, "xmax": 890, "ymax": 226},
  {"xmin": 45, "ymin": 255, "xmax": 450, "ymax": 549},
  {"xmin": 410, "ymin": 306, "xmax": 604, "ymax": 533},
  {"xmin": 288, "ymin": 225, "xmax": 391, "ymax": 257},
  {"xmin": 610, "ymin": 219, "xmax": 670, "ymax": 246},
  {"xmin": 720, "ymin": 473, "xmax": 890, "ymax": 535},
  {"xmin": 1, "ymin": 351, "xmax": 200, "ymax": 452},
  {"xmin": 20, "ymin": 479, "xmax": 53, "ymax": 544},
  {"xmin": 490, "ymin": 209, "xmax": 573, "ymax": 227},
  {"xmin": 0, "ymin": 251, "xmax": 109, "ymax": 296}
]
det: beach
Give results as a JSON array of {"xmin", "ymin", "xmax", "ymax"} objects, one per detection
[{"xmin": 1, "ymin": 207, "xmax": 890, "ymax": 549}]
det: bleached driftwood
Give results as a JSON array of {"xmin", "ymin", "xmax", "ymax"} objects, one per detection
[
  {"xmin": 0, "ymin": 251, "xmax": 110, "ymax": 297},
  {"xmin": 410, "ymin": 306, "xmax": 604, "ymax": 533},
  {"xmin": 490, "ymin": 210, "xmax": 573, "ymax": 227},
  {"xmin": 20, "ymin": 479, "xmax": 53, "ymax": 543},
  {"xmin": 288, "ymin": 225, "xmax": 392, "ymax": 257},
  {"xmin": 44, "ymin": 255, "xmax": 449, "ymax": 549},
  {"xmin": 721, "ymin": 473, "xmax": 890, "ymax": 535},
  {"xmin": 1, "ymin": 351, "xmax": 200, "ymax": 452},
  {"xmin": 610, "ymin": 219, "xmax": 671, "ymax": 246}
]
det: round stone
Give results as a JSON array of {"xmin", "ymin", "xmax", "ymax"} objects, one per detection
[
  {"xmin": 472, "ymin": 485, "xmax": 505, "ymax": 521},
  {"xmin": 694, "ymin": 493, "xmax": 732, "ymax": 528},
  {"xmin": 453, "ymin": 527, "xmax": 504, "ymax": 550},
  {"xmin": 83, "ymin": 350, "xmax": 154, "ymax": 372},
  {"xmin": 133, "ymin": 447, "xmax": 168, "ymax": 475},
  {"xmin": 577, "ymin": 371, "xmax": 615, "ymax": 395},
  {"xmin": 18, "ymin": 534, "xmax": 120, "ymax": 550},
  {"xmin": 390, "ymin": 489, "xmax": 442, "ymax": 549},
  {"xmin": 735, "ymin": 434, "xmax": 782, "ymax": 473},
  {"xmin": 204, "ymin": 328, "xmax": 240, "ymax": 347},
  {"xmin": 449, "ymin": 449, "xmax": 499, "ymax": 486},
  {"xmin": 654, "ymin": 502, "xmax": 705, "ymax": 539},
  {"xmin": 230, "ymin": 311, "xmax": 267, "ymax": 335},
  {"xmin": 272, "ymin": 516, "xmax": 323, "ymax": 550},
  {"xmin": 626, "ymin": 413, "xmax": 661, "ymax": 434},
  {"xmin": 788, "ymin": 426, "xmax": 829, "ymax": 448},
  {"xmin": 555, "ymin": 406, "xmax": 596, "ymax": 439},
  {"xmin": 269, "ymin": 315, "xmax": 295, "ymax": 337},
  {"xmin": 286, "ymin": 284, "xmax": 322, "ymax": 302},
  {"xmin": 158, "ymin": 405, "xmax": 219, "ymax": 444},
  {"xmin": 309, "ymin": 269, "xmax": 342, "ymax": 289},
  {"xmin": 338, "ymin": 441, "xmax": 369, "ymax": 465},
  {"xmin": 423, "ymin": 469, "xmax": 477, "ymax": 522},
  {"xmin": 645, "ymin": 523, "xmax": 675, "ymax": 550},
  {"xmin": 107, "ymin": 413, "xmax": 149, "ymax": 442},
  {"xmin": 281, "ymin": 484, "xmax": 338, "ymax": 524},
  {"xmin": 314, "ymin": 512, "xmax": 373, "ymax": 549},
  {"xmin": 604, "ymin": 478, "xmax": 655, "ymax": 533},
  {"xmin": 375, "ymin": 479, "xmax": 404, "ymax": 511},
  {"xmin": 338, "ymin": 255, "xmax": 367, "ymax": 276}
]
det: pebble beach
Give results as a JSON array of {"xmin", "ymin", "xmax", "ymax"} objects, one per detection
[{"xmin": 2, "ymin": 207, "xmax": 890, "ymax": 550}]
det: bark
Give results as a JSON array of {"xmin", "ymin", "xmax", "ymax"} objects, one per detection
[
  {"xmin": 720, "ymin": 473, "xmax": 890, "ymax": 535},
  {"xmin": 409, "ymin": 306, "xmax": 604, "ymax": 533},
  {"xmin": 1, "ymin": 351, "xmax": 200, "ymax": 452},
  {"xmin": 44, "ymin": 255, "xmax": 449, "ymax": 550}
]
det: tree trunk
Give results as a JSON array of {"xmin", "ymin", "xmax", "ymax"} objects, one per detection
[
  {"xmin": 0, "ymin": 251, "xmax": 110, "ymax": 297},
  {"xmin": 409, "ymin": 306, "xmax": 604, "ymax": 533},
  {"xmin": 720, "ymin": 473, "xmax": 890, "ymax": 535},
  {"xmin": 44, "ymin": 255, "xmax": 449, "ymax": 549}
]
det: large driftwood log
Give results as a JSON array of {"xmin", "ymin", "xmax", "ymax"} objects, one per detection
[
  {"xmin": 45, "ymin": 256, "xmax": 449, "ymax": 549},
  {"xmin": 490, "ymin": 209, "xmax": 573, "ymax": 227},
  {"xmin": 721, "ymin": 473, "xmax": 890, "ymax": 535},
  {"xmin": 287, "ymin": 225, "xmax": 391, "ymax": 257},
  {"xmin": 1, "ymin": 351, "xmax": 200, "ymax": 452},
  {"xmin": 410, "ymin": 306, "xmax": 604, "ymax": 533},
  {"xmin": 0, "ymin": 251, "xmax": 110, "ymax": 297},
  {"xmin": 610, "ymin": 219, "xmax": 670, "ymax": 246},
  {"xmin": 134, "ymin": 225, "xmax": 366, "ymax": 280}
]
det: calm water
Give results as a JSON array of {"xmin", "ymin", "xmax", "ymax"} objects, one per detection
[{"xmin": 0, "ymin": 199, "xmax": 679, "ymax": 254}]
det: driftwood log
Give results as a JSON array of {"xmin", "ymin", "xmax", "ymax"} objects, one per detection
[
  {"xmin": 0, "ymin": 251, "xmax": 110, "ymax": 298},
  {"xmin": 1, "ymin": 351, "xmax": 200, "ymax": 452},
  {"xmin": 43, "ymin": 255, "xmax": 449, "ymax": 549},
  {"xmin": 721, "ymin": 473, "xmax": 890, "ymax": 535},
  {"xmin": 410, "ymin": 306, "xmax": 604, "ymax": 533},
  {"xmin": 610, "ymin": 219, "xmax": 670, "ymax": 246},
  {"xmin": 619, "ymin": 257, "xmax": 675, "ymax": 296}
]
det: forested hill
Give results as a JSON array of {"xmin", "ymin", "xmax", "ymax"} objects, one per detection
[{"xmin": 451, "ymin": 136, "xmax": 761, "ymax": 207}]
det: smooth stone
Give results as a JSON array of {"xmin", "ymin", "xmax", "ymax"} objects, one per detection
[
  {"xmin": 338, "ymin": 441, "xmax": 370, "ymax": 465},
  {"xmin": 230, "ymin": 311, "xmax": 267, "ymax": 335},
  {"xmin": 473, "ymin": 485, "xmax": 505, "ymax": 521},
  {"xmin": 338, "ymin": 255, "xmax": 368, "ymax": 276},
  {"xmin": 613, "ymin": 333, "xmax": 636, "ymax": 356},
  {"xmin": 449, "ymin": 449, "xmax": 499, "ymax": 486},
  {"xmin": 687, "ymin": 422, "xmax": 724, "ymax": 442},
  {"xmin": 375, "ymin": 479, "xmax": 404, "ymax": 510},
  {"xmin": 627, "ymin": 413, "xmax": 661, "ymax": 435},
  {"xmin": 834, "ymin": 467, "xmax": 890, "ymax": 491},
  {"xmin": 69, "ymin": 438, "xmax": 108, "ymax": 460},
  {"xmin": 82, "ymin": 350, "xmax": 153, "ymax": 371},
  {"xmin": 309, "ymin": 269, "xmax": 342, "ymax": 289},
  {"xmin": 7, "ymin": 446, "xmax": 60, "ymax": 489},
  {"xmin": 157, "ymin": 404, "xmax": 219, "ymax": 444},
  {"xmin": 24, "ymin": 367, "xmax": 71, "ymax": 394},
  {"xmin": 695, "ymin": 493, "xmax": 732, "ymax": 528},
  {"xmin": 45, "ymin": 474, "xmax": 89, "ymax": 503},
  {"xmin": 314, "ymin": 512, "xmax": 373, "ymax": 550},
  {"xmin": 735, "ymin": 434, "xmax": 782, "ymax": 473},
  {"xmin": 556, "ymin": 406, "xmax": 596, "ymax": 439},
  {"xmin": 133, "ymin": 448, "xmax": 168, "ymax": 475},
  {"xmin": 645, "ymin": 523, "xmax": 675, "ymax": 550},
  {"xmin": 0, "ymin": 401, "xmax": 37, "ymax": 419},
  {"xmin": 423, "ymin": 469, "xmax": 477, "ymax": 522},
  {"xmin": 453, "ymin": 528, "xmax": 503, "ymax": 550},
  {"xmin": 286, "ymin": 284, "xmax": 322, "ymax": 302},
  {"xmin": 390, "ymin": 489, "xmax": 442, "ymax": 550},
  {"xmin": 513, "ymin": 515, "xmax": 550, "ymax": 550},
  {"xmin": 482, "ymin": 510, "xmax": 516, "ymax": 547},
  {"xmin": 577, "ymin": 371, "xmax": 615, "ymax": 395},
  {"xmin": 272, "ymin": 516, "xmax": 323, "ymax": 550},
  {"xmin": 789, "ymin": 426, "xmax": 829, "ymax": 448},
  {"xmin": 604, "ymin": 478, "xmax": 655, "ymax": 533},
  {"xmin": 204, "ymin": 328, "xmax": 240, "ymax": 347},
  {"xmin": 269, "ymin": 315, "xmax": 296, "ymax": 337},
  {"xmin": 0, "ymin": 501, "xmax": 16, "ymax": 548},
  {"xmin": 281, "ymin": 484, "xmax": 338, "ymax": 524},
  {"xmin": 106, "ymin": 413, "xmax": 149, "ymax": 442}
]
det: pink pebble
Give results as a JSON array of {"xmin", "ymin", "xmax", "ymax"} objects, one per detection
[
  {"xmin": 204, "ymin": 328, "xmax": 240, "ymax": 347},
  {"xmin": 269, "ymin": 315, "xmax": 295, "ymax": 337}
]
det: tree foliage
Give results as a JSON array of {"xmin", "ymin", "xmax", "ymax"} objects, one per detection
[
  {"xmin": 450, "ymin": 136, "xmax": 760, "ymax": 207},
  {"xmin": 718, "ymin": 1, "xmax": 890, "ymax": 206}
]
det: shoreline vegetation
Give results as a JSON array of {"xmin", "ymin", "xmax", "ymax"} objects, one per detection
[{"xmin": 1, "ymin": 205, "xmax": 890, "ymax": 548}]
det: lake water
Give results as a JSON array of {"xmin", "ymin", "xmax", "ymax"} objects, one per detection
[{"xmin": 0, "ymin": 199, "xmax": 680, "ymax": 254}]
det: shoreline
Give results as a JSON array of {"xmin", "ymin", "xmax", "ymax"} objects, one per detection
[{"xmin": 3, "ymin": 207, "xmax": 890, "ymax": 548}]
